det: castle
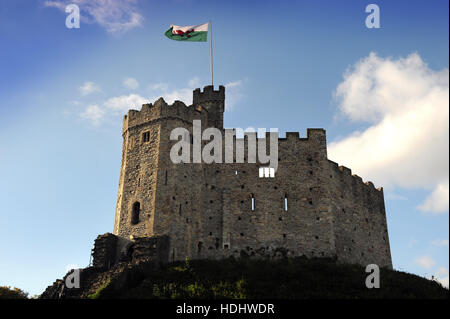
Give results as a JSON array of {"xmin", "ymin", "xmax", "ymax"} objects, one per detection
[
  {"xmin": 108, "ymin": 85, "xmax": 392, "ymax": 269},
  {"xmin": 41, "ymin": 85, "xmax": 394, "ymax": 298}
]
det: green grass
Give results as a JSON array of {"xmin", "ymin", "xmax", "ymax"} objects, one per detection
[
  {"xmin": 87, "ymin": 279, "xmax": 111, "ymax": 299},
  {"xmin": 94, "ymin": 257, "xmax": 448, "ymax": 299}
]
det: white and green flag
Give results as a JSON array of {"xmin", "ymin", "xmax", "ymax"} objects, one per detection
[{"xmin": 165, "ymin": 23, "xmax": 209, "ymax": 42}]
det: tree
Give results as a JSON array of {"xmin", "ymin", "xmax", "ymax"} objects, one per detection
[{"xmin": 0, "ymin": 286, "xmax": 29, "ymax": 299}]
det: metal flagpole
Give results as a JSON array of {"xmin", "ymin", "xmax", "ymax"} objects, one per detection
[{"xmin": 209, "ymin": 21, "xmax": 214, "ymax": 86}]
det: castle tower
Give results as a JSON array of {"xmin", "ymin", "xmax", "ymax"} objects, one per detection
[
  {"xmin": 113, "ymin": 86, "xmax": 226, "ymax": 260},
  {"xmin": 193, "ymin": 85, "xmax": 225, "ymax": 129},
  {"xmin": 112, "ymin": 85, "xmax": 392, "ymax": 269}
]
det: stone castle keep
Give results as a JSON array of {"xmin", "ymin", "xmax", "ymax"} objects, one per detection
[
  {"xmin": 42, "ymin": 85, "xmax": 393, "ymax": 297},
  {"xmin": 106, "ymin": 85, "xmax": 392, "ymax": 269}
]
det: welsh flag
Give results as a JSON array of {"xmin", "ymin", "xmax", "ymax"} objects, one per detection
[{"xmin": 165, "ymin": 23, "xmax": 209, "ymax": 42}]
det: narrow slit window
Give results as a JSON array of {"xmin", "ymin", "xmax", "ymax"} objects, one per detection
[
  {"xmin": 142, "ymin": 131, "xmax": 150, "ymax": 143},
  {"xmin": 131, "ymin": 201, "xmax": 140, "ymax": 225},
  {"xmin": 165, "ymin": 170, "xmax": 168, "ymax": 185},
  {"xmin": 284, "ymin": 194, "xmax": 288, "ymax": 211},
  {"xmin": 251, "ymin": 194, "xmax": 255, "ymax": 211}
]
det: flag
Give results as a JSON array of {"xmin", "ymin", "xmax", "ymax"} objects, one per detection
[{"xmin": 165, "ymin": 23, "xmax": 209, "ymax": 42}]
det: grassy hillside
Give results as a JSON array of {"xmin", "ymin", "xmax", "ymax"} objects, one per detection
[{"xmin": 89, "ymin": 257, "xmax": 448, "ymax": 299}]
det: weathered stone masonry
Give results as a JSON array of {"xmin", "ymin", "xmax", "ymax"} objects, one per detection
[{"xmin": 111, "ymin": 85, "xmax": 392, "ymax": 269}]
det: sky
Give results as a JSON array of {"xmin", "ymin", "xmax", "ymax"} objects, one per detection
[{"xmin": 0, "ymin": 0, "xmax": 448, "ymax": 296}]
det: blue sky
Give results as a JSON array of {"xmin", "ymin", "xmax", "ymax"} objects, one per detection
[{"xmin": 0, "ymin": 0, "xmax": 448, "ymax": 295}]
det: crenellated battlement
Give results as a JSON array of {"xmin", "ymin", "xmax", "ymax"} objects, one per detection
[
  {"xmin": 228, "ymin": 129, "xmax": 326, "ymax": 159},
  {"xmin": 277, "ymin": 129, "xmax": 326, "ymax": 141},
  {"xmin": 226, "ymin": 128, "xmax": 325, "ymax": 142},
  {"xmin": 122, "ymin": 98, "xmax": 211, "ymax": 134},
  {"xmin": 121, "ymin": 86, "xmax": 227, "ymax": 135},
  {"xmin": 328, "ymin": 160, "xmax": 382, "ymax": 193},
  {"xmin": 193, "ymin": 85, "xmax": 225, "ymax": 105}
]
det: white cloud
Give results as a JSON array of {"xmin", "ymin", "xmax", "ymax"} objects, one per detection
[
  {"xmin": 226, "ymin": 80, "xmax": 243, "ymax": 88},
  {"xmin": 225, "ymin": 80, "xmax": 245, "ymax": 111},
  {"xmin": 44, "ymin": 1, "xmax": 65, "ymax": 10},
  {"xmin": 328, "ymin": 52, "xmax": 449, "ymax": 214},
  {"xmin": 150, "ymin": 83, "xmax": 170, "ymax": 92},
  {"xmin": 188, "ymin": 77, "xmax": 201, "ymax": 88},
  {"xmin": 431, "ymin": 239, "xmax": 449, "ymax": 247},
  {"xmin": 147, "ymin": 78, "xmax": 245, "ymax": 108},
  {"xmin": 148, "ymin": 78, "xmax": 200, "ymax": 105},
  {"xmin": 408, "ymin": 238, "xmax": 417, "ymax": 248},
  {"xmin": 161, "ymin": 88, "xmax": 193, "ymax": 105},
  {"xmin": 435, "ymin": 267, "xmax": 449, "ymax": 277},
  {"xmin": 79, "ymin": 81, "xmax": 101, "ymax": 96},
  {"xmin": 78, "ymin": 78, "xmax": 245, "ymax": 125},
  {"xmin": 436, "ymin": 277, "xmax": 449, "ymax": 288},
  {"xmin": 434, "ymin": 267, "xmax": 449, "ymax": 288},
  {"xmin": 80, "ymin": 104, "xmax": 105, "ymax": 125},
  {"xmin": 416, "ymin": 256, "xmax": 436, "ymax": 269},
  {"xmin": 104, "ymin": 94, "xmax": 150, "ymax": 113},
  {"xmin": 418, "ymin": 182, "xmax": 449, "ymax": 213},
  {"xmin": 44, "ymin": 0, "xmax": 143, "ymax": 34},
  {"xmin": 123, "ymin": 77, "xmax": 139, "ymax": 90}
]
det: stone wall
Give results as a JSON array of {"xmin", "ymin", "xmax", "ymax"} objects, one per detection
[
  {"xmin": 112, "ymin": 86, "xmax": 392, "ymax": 269},
  {"xmin": 327, "ymin": 161, "xmax": 392, "ymax": 268},
  {"xmin": 92, "ymin": 233, "xmax": 117, "ymax": 269}
]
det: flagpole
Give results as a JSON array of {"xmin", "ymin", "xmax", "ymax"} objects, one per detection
[{"xmin": 209, "ymin": 20, "xmax": 214, "ymax": 86}]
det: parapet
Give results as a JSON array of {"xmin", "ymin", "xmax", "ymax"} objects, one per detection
[
  {"xmin": 277, "ymin": 128, "xmax": 326, "ymax": 142},
  {"xmin": 122, "ymin": 97, "xmax": 210, "ymax": 133},
  {"xmin": 328, "ymin": 160, "xmax": 382, "ymax": 193},
  {"xmin": 193, "ymin": 85, "xmax": 225, "ymax": 105}
]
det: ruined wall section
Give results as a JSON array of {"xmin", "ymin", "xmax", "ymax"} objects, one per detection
[{"xmin": 327, "ymin": 161, "xmax": 392, "ymax": 268}]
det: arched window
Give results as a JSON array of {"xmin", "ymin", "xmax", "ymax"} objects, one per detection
[{"xmin": 131, "ymin": 201, "xmax": 140, "ymax": 225}]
